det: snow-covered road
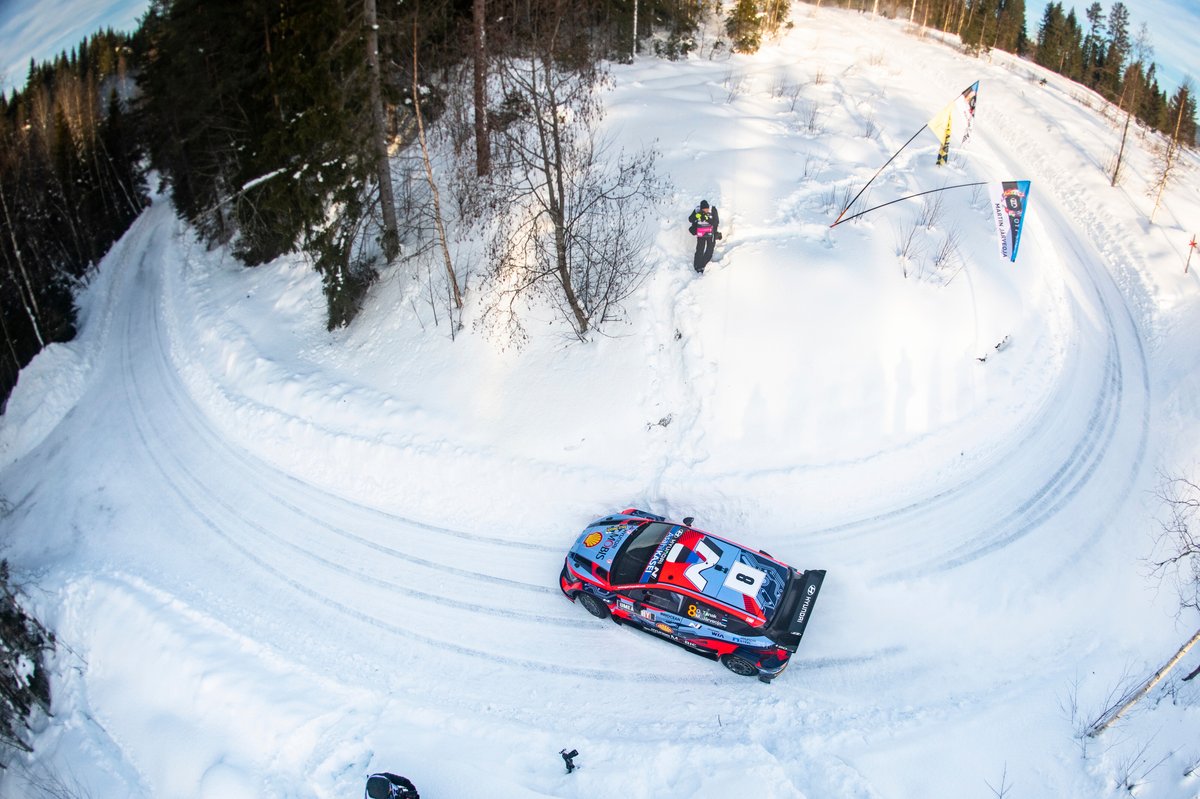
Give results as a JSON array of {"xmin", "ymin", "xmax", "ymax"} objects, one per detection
[{"xmin": 2, "ymin": 8, "xmax": 1198, "ymax": 799}]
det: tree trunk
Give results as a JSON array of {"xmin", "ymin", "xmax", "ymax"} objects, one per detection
[
  {"xmin": 1150, "ymin": 98, "xmax": 1185, "ymax": 224},
  {"xmin": 1112, "ymin": 110, "xmax": 1131, "ymax": 186},
  {"xmin": 472, "ymin": 0, "xmax": 490, "ymax": 176},
  {"xmin": 632, "ymin": 0, "xmax": 639, "ymax": 58},
  {"xmin": 533, "ymin": 59, "xmax": 588, "ymax": 336},
  {"xmin": 0, "ymin": 185, "xmax": 45, "ymax": 348},
  {"xmin": 411, "ymin": 24, "xmax": 463, "ymax": 314},
  {"xmin": 1111, "ymin": 78, "xmax": 1139, "ymax": 187},
  {"xmin": 1088, "ymin": 628, "xmax": 1200, "ymax": 737},
  {"xmin": 364, "ymin": 0, "xmax": 400, "ymax": 260}
]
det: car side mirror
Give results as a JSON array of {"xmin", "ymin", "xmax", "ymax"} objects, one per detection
[{"xmin": 682, "ymin": 516, "xmax": 694, "ymax": 527}]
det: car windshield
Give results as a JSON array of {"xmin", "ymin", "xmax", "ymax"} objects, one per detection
[{"xmin": 610, "ymin": 522, "xmax": 674, "ymax": 585}]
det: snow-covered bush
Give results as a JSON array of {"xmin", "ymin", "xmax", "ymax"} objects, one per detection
[{"xmin": 0, "ymin": 561, "xmax": 53, "ymax": 764}]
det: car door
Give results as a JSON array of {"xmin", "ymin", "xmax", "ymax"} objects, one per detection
[{"xmin": 622, "ymin": 588, "xmax": 685, "ymax": 631}]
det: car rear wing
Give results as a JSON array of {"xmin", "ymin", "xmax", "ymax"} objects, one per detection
[
  {"xmin": 771, "ymin": 569, "xmax": 826, "ymax": 651},
  {"xmin": 788, "ymin": 569, "xmax": 825, "ymax": 638}
]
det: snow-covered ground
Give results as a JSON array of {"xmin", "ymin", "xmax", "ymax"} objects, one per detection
[{"xmin": 3, "ymin": 8, "xmax": 1200, "ymax": 798}]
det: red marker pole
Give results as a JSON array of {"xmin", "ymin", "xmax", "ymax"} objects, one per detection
[{"xmin": 1187, "ymin": 235, "xmax": 1197, "ymax": 274}]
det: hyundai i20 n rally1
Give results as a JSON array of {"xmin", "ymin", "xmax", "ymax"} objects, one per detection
[{"xmin": 559, "ymin": 509, "xmax": 825, "ymax": 682}]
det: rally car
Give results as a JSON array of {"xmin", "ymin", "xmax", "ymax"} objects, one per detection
[{"xmin": 559, "ymin": 509, "xmax": 825, "ymax": 682}]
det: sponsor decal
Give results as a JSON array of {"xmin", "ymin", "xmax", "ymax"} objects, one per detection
[
  {"xmin": 584, "ymin": 532, "xmax": 602, "ymax": 548},
  {"xmin": 655, "ymin": 622, "xmax": 673, "ymax": 634},
  {"xmin": 643, "ymin": 528, "xmax": 683, "ymax": 582},
  {"xmin": 794, "ymin": 588, "xmax": 816, "ymax": 626},
  {"xmin": 1003, "ymin": 187, "xmax": 1024, "ymax": 217},
  {"xmin": 594, "ymin": 536, "xmax": 620, "ymax": 562},
  {"xmin": 987, "ymin": 180, "xmax": 1032, "ymax": 262},
  {"xmin": 687, "ymin": 602, "xmax": 729, "ymax": 629},
  {"xmin": 683, "ymin": 538, "xmax": 723, "ymax": 591},
  {"xmin": 991, "ymin": 200, "xmax": 1009, "ymax": 258},
  {"xmin": 723, "ymin": 559, "xmax": 766, "ymax": 597}
]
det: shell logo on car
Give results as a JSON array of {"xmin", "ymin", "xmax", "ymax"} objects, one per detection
[{"xmin": 584, "ymin": 532, "xmax": 603, "ymax": 547}]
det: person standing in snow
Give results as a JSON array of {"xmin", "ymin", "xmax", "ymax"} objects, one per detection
[
  {"xmin": 365, "ymin": 772, "xmax": 419, "ymax": 799},
  {"xmin": 688, "ymin": 200, "xmax": 721, "ymax": 274}
]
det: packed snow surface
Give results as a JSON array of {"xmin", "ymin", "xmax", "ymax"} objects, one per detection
[{"xmin": 2, "ymin": 8, "xmax": 1200, "ymax": 798}]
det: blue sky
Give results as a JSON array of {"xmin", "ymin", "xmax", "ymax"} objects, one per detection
[
  {"xmin": 0, "ymin": 0, "xmax": 151, "ymax": 95},
  {"xmin": 1025, "ymin": 0, "xmax": 1196, "ymax": 93},
  {"xmin": 1, "ymin": 0, "xmax": 1194, "ymax": 97}
]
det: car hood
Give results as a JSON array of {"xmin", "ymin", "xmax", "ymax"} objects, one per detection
[{"xmin": 568, "ymin": 518, "xmax": 641, "ymax": 574}]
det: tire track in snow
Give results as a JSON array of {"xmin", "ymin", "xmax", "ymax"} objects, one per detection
[
  {"xmin": 893, "ymin": 98, "xmax": 1153, "ymax": 574},
  {"xmin": 130, "ymin": 267, "xmax": 571, "ymax": 602},
  {"xmin": 803, "ymin": 90, "xmax": 1152, "ymax": 579},
  {"xmin": 113, "ymin": 238, "xmax": 904, "ymax": 687},
  {"xmin": 119, "ymin": 272, "xmax": 639, "ymax": 678},
  {"xmin": 114, "ymin": 244, "xmax": 637, "ymax": 669}
]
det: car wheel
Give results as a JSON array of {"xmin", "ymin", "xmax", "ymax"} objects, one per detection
[
  {"xmin": 578, "ymin": 592, "xmax": 611, "ymax": 619},
  {"xmin": 721, "ymin": 653, "xmax": 759, "ymax": 677}
]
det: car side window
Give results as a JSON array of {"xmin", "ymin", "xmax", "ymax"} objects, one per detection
[{"xmin": 628, "ymin": 588, "xmax": 683, "ymax": 614}]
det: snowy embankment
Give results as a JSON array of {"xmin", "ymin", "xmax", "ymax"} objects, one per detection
[{"xmin": 2, "ymin": 7, "xmax": 1200, "ymax": 799}]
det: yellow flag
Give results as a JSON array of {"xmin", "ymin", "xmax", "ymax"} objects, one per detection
[{"xmin": 927, "ymin": 81, "xmax": 979, "ymax": 165}]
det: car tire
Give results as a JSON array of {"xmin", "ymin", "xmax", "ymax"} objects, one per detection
[
  {"xmin": 578, "ymin": 592, "xmax": 611, "ymax": 619},
  {"xmin": 720, "ymin": 653, "xmax": 759, "ymax": 677}
]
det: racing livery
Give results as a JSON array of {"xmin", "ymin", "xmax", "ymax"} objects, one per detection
[{"xmin": 559, "ymin": 509, "xmax": 826, "ymax": 682}]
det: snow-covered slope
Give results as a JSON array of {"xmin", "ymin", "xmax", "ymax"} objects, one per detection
[{"xmin": 2, "ymin": 8, "xmax": 1199, "ymax": 798}]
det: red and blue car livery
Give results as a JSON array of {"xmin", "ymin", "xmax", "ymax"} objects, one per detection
[{"xmin": 559, "ymin": 509, "xmax": 825, "ymax": 682}]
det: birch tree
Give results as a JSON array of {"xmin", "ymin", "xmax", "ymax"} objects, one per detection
[
  {"xmin": 472, "ymin": 0, "xmax": 491, "ymax": 176},
  {"xmin": 483, "ymin": 45, "xmax": 665, "ymax": 341},
  {"xmin": 1084, "ymin": 473, "xmax": 1200, "ymax": 735},
  {"xmin": 1149, "ymin": 81, "xmax": 1193, "ymax": 223}
]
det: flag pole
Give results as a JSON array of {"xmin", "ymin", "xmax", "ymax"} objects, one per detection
[
  {"xmin": 830, "ymin": 181, "xmax": 987, "ymax": 228},
  {"xmin": 1187, "ymin": 235, "xmax": 1197, "ymax": 274},
  {"xmin": 831, "ymin": 125, "xmax": 928, "ymax": 226}
]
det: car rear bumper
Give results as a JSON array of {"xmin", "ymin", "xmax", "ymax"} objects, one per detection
[{"xmin": 756, "ymin": 652, "xmax": 791, "ymax": 683}]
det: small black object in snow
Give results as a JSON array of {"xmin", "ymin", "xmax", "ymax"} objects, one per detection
[
  {"xmin": 560, "ymin": 748, "xmax": 579, "ymax": 773},
  {"xmin": 365, "ymin": 772, "xmax": 419, "ymax": 799},
  {"xmin": 978, "ymin": 335, "xmax": 1011, "ymax": 362}
]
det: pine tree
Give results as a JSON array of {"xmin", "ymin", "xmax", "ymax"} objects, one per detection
[
  {"xmin": 1036, "ymin": 2, "xmax": 1065, "ymax": 70},
  {"xmin": 1082, "ymin": 2, "xmax": 1106, "ymax": 89},
  {"xmin": 137, "ymin": 0, "xmax": 404, "ymax": 326},
  {"xmin": 1139, "ymin": 64, "xmax": 1165, "ymax": 130},
  {"xmin": 725, "ymin": 0, "xmax": 762, "ymax": 54},
  {"xmin": 1168, "ymin": 80, "xmax": 1197, "ymax": 147},
  {"xmin": 993, "ymin": 0, "xmax": 1026, "ymax": 54},
  {"xmin": 1103, "ymin": 2, "xmax": 1131, "ymax": 99}
]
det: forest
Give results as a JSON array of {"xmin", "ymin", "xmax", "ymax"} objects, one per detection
[{"xmin": 0, "ymin": 0, "xmax": 1194, "ymax": 407}]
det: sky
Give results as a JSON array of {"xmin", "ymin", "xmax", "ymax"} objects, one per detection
[
  {"xmin": 1024, "ymin": 0, "xmax": 1197, "ymax": 92},
  {"xmin": 0, "ymin": 0, "xmax": 1195, "ymax": 98},
  {"xmin": 1, "ymin": 6, "xmax": 1199, "ymax": 799},
  {"xmin": 0, "ymin": 0, "xmax": 150, "ymax": 94}
]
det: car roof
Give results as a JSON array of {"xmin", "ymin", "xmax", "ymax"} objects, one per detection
[
  {"xmin": 571, "ymin": 511, "xmax": 792, "ymax": 624},
  {"xmin": 641, "ymin": 527, "xmax": 790, "ymax": 622}
]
